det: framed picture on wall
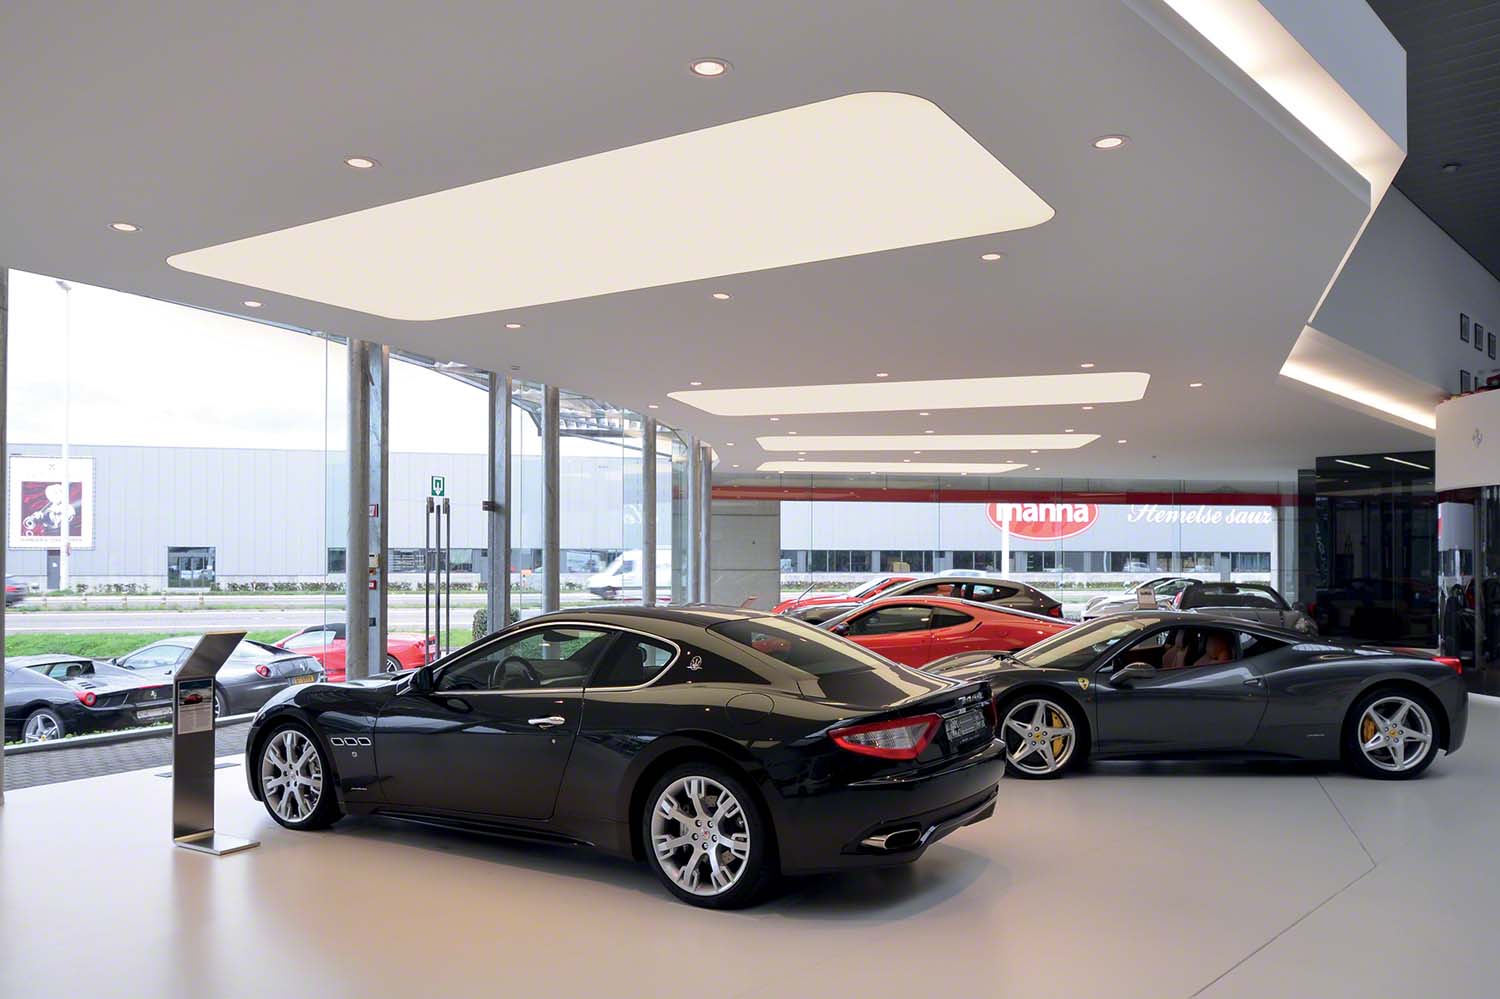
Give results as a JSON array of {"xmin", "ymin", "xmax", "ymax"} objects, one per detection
[
  {"xmin": 1462, "ymin": 370, "xmax": 1472, "ymax": 393},
  {"xmin": 1476, "ymin": 322, "xmax": 1486, "ymax": 351},
  {"xmin": 1462, "ymin": 313, "xmax": 1472, "ymax": 342}
]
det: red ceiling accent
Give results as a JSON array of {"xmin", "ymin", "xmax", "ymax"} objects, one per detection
[{"xmin": 710, "ymin": 484, "xmax": 1293, "ymax": 506}]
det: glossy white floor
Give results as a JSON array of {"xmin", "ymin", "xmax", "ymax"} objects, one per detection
[{"xmin": 4, "ymin": 700, "xmax": 1497, "ymax": 999}]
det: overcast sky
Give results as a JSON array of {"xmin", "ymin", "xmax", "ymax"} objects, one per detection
[{"xmin": 6, "ymin": 270, "xmax": 580, "ymax": 456}]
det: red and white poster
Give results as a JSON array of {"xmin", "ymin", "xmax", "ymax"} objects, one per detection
[
  {"xmin": 8, "ymin": 456, "xmax": 95, "ymax": 550},
  {"xmin": 986, "ymin": 501, "xmax": 1100, "ymax": 541}
]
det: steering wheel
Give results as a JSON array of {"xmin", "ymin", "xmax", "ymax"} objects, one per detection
[{"xmin": 498, "ymin": 655, "xmax": 541, "ymax": 687}]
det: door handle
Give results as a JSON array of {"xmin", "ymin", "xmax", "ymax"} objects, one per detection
[
  {"xmin": 1243, "ymin": 677, "xmax": 1264, "ymax": 686},
  {"xmin": 528, "ymin": 716, "xmax": 567, "ymax": 729}
]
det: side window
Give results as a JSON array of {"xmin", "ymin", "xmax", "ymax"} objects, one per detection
[
  {"xmin": 967, "ymin": 583, "xmax": 1018, "ymax": 602},
  {"xmin": 1238, "ymin": 632, "xmax": 1289, "ymax": 657},
  {"xmin": 437, "ymin": 626, "xmax": 613, "ymax": 692},
  {"xmin": 590, "ymin": 634, "xmax": 677, "ymax": 688},
  {"xmin": 930, "ymin": 608, "xmax": 973, "ymax": 629},
  {"xmin": 126, "ymin": 646, "xmax": 186, "ymax": 669},
  {"xmin": 283, "ymin": 630, "xmax": 331, "ymax": 650},
  {"xmin": 849, "ymin": 605, "xmax": 934, "ymax": 636}
]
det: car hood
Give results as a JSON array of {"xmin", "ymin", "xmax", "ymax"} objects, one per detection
[{"xmin": 927, "ymin": 655, "xmax": 1034, "ymax": 685}]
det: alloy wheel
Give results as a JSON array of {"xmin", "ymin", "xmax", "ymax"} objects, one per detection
[
  {"xmin": 23, "ymin": 713, "xmax": 61, "ymax": 742},
  {"xmin": 1002, "ymin": 698, "xmax": 1076, "ymax": 775},
  {"xmin": 260, "ymin": 729, "xmax": 324, "ymax": 823},
  {"xmin": 212, "ymin": 689, "xmax": 225, "ymax": 717},
  {"xmin": 650, "ymin": 776, "xmax": 751, "ymax": 897},
  {"xmin": 1357, "ymin": 696, "xmax": 1433, "ymax": 774}
]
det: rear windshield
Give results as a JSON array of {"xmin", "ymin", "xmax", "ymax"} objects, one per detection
[{"xmin": 709, "ymin": 617, "xmax": 892, "ymax": 676}]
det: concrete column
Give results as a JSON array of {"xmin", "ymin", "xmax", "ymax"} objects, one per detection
[
  {"xmin": 542, "ymin": 386, "xmax": 561, "ymax": 612},
  {"xmin": 698, "ymin": 443, "xmax": 713, "ymax": 603},
  {"xmin": 642, "ymin": 417, "xmax": 658, "ymax": 606},
  {"xmin": 486, "ymin": 374, "xmax": 512, "ymax": 632},
  {"xmin": 345, "ymin": 339, "xmax": 388, "ymax": 681},
  {"xmin": 1, "ymin": 268, "xmax": 8, "ymax": 804},
  {"xmin": 708, "ymin": 499, "xmax": 780, "ymax": 609}
]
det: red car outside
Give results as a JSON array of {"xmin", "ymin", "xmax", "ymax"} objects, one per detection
[
  {"xmin": 275, "ymin": 623, "xmax": 436, "ymax": 682},
  {"xmin": 824, "ymin": 595, "xmax": 1070, "ymax": 668},
  {"xmin": 772, "ymin": 574, "xmax": 916, "ymax": 615}
]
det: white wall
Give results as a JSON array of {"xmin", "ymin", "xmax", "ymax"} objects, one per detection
[
  {"xmin": 1313, "ymin": 190, "xmax": 1500, "ymax": 395},
  {"xmin": 1436, "ymin": 391, "xmax": 1500, "ymax": 493},
  {"xmin": 709, "ymin": 500, "xmax": 780, "ymax": 610}
]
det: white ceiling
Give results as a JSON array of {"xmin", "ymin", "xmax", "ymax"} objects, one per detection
[{"xmin": 0, "ymin": 0, "xmax": 1433, "ymax": 482}]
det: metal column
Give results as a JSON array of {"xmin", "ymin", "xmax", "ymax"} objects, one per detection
[
  {"xmin": 0, "ymin": 269, "xmax": 8, "ymax": 804},
  {"xmin": 486, "ymin": 373, "xmax": 512, "ymax": 632},
  {"xmin": 542, "ymin": 385, "xmax": 561, "ymax": 612},
  {"xmin": 642, "ymin": 417, "xmax": 658, "ymax": 606},
  {"xmin": 686, "ymin": 439, "xmax": 703, "ymax": 602},
  {"xmin": 698, "ymin": 443, "xmax": 713, "ymax": 604},
  {"xmin": 345, "ymin": 339, "xmax": 388, "ymax": 681}
]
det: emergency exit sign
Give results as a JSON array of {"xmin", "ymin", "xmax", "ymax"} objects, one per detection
[{"xmin": 430, "ymin": 475, "xmax": 446, "ymax": 497}]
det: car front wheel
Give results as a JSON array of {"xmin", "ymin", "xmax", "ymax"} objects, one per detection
[
  {"xmin": 999, "ymin": 695, "xmax": 1083, "ymax": 779},
  {"xmin": 257, "ymin": 725, "xmax": 342, "ymax": 829},
  {"xmin": 642, "ymin": 763, "xmax": 773, "ymax": 909}
]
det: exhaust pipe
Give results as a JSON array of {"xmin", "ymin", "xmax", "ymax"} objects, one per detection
[{"xmin": 860, "ymin": 825, "xmax": 923, "ymax": 851}]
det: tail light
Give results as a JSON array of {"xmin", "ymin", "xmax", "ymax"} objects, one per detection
[
  {"xmin": 1047, "ymin": 605, "xmax": 1063, "ymax": 618},
  {"xmin": 830, "ymin": 714, "xmax": 941, "ymax": 760},
  {"xmin": 74, "ymin": 690, "xmax": 97, "ymax": 707},
  {"xmin": 255, "ymin": 663, "xmax": 272, "ymax": 678},
  {"xmin": 1435, "ymin": 656, "xmax": 1463, "ymax": 674}
]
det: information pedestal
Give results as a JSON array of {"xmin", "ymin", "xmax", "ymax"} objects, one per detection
[{"xmin": 172, "ymin": 631, "xmax": 259, "ymax": 856}]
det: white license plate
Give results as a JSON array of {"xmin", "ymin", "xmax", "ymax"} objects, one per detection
[
  {"xmin": 944, "ymin": 708, "xmax": 986, "ymax": 744},
  {"xmin": 136, "ymin": 707, "xmax": 172, "ymax": 721},
  {"xmin": 291, "ymin": 674, "xmax": 317, "ymax": 685}
]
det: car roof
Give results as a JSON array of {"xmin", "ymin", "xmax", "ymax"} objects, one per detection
[
  {"xmin": 1085, "ymin": 609, "xmax": 1308, "ymax": 640},
  {"xmin": 529, "ymin": 604, "xmax": 774, "ymax": 628},
  {"xmin": 856, "ymin": 594, "xmax": 1061, "ymax": 622}
]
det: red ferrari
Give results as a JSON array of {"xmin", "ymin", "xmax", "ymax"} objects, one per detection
[
  {"xmin": 772, "ymin": 574, "xmax": 915, "ymax": 615},
  {"xmin": 823, "ymin": 595, "xmax": 1070, "ymax": 668},
  {"xmin": 275, "ymin": 623, "xmax": 437, "ymax": 683}
]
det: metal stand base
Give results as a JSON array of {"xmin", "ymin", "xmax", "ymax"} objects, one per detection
[{"xmin": 174, "ymin": 831, "xmax": 260, "ymax": 856}]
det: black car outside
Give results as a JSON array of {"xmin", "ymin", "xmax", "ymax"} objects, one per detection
[
  {"xmin": 928, "ymin": 612, "xmax": 1466, "ymax": 781},
  {"xmin": 114, "ymin": 637, "xmax": 324, "ymax": 716},
  {"xmin": 878, "ymin": 575, "xmax": 1064, "ymax": 618},
  {"xmin": 4, "ymin": 656, "xmax": 173, "ymax": 742},
  {"xmin": 4, "ymin": 576, "xmax": 24, "ymax": 606},
  {"xmin": 245, "ymin": 606, "xmax": 1002, "ymax": 908}
]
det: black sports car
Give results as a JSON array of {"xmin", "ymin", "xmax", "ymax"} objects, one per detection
[
  {"xmin": 4, "ymin": 655, "xmax": 173, "ymax": 742},
  {"xmin": 112, "ymin": 636, "xmax": 324, "ymax": 716},
  {"xmin": 245, "ymin": 606, "xmax": 1002, "ymax": 908},
  {"xmin": 927, "ymin": 611, "xmax": 1467, "ymax": 781}
]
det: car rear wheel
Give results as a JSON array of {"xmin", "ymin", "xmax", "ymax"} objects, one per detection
[
  {"xmin": 23, "ymin": 707, "xmax": 65, "ymax": 743},
  {"xmin": 999, "ymin": 695, "xmax": 1082, "ymax": 779},
  {"xmin": 642, "ymin": 763, "xmax": 772, "ymax": 909},
  {"xmin": 1344, "ymin": 690, "xmax": 1440, "ymax": 780},
  {"xmin": 257, "ymin": 725, "xmax": 342, "ymax": 829}
]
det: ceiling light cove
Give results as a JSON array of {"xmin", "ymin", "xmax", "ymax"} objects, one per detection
[
  {"xmin": 757, "ymin": 433, "xmax": 1097, "ymax": 452},
  {"xmin": 672, "ymin": 371, "xmax": 1149, "ymax": 416},
  {"xmin": 761, "ymin": 461, "xmax": 1028, "ymax": 475},
  {"xmin": 168, "ymin": 92, "xmax": 1055, "ymax": 321}
]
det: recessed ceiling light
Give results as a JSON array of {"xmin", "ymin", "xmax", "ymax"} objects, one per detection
[
  {"xmin": 1441, "ymin": 162, "xmax": 1462, "ymax": 174},
  {"xmin": 788, "ymin": 430, "xmax": 798, "ymax": 435},
  {"xmin": 1080, "ymin": 362, "xmax": 1095, "ymax": 369},
  {"xmin": 924, "ymin": 429, "xmax": 935, "ymax": 434},
  {"xmin": 344, "ymin": 156, "xmax": 379, "ymax": 170},
  {"xmin": 109, "ymin": 222, "xmax": 140, "ymax": 232},
  {"xmin": 798, "ymin": 451, "xmax": 806, "ymax": 455},
  {"xmin": 1116, "ymin": 439, "xmax": 1127, "ymax": 444},
  {"xmin": 1030, "ymin": 449, "xmax": 1039, "ymax": 454},
  {"xmin": 712, "ymin": 292, "xmax": 732, "ymax": 301},
  {"xmin": 1335, "ymin": 458, "xmax": 1371, "ymax": 469},
  {"xmin": 675, "ymin": 372, "xmax": 1150, "ymax": 416},
  {"xmin": 724, "ymin": 442, "xmax": 734, "ymax": 447},
  {"xmin": 875, "ymin": 372, "xmax": 890, "ymax": 379},
  {"xmin": 903, "ymin": 459, "xmax": 911, "ymax": 463},
  {"xmin": 505, "ymin": 322, "xmax": 523, "ymax": 329},
  {"xmin": 732, "ymin": 464, "xmax": 740, "ymax": 468},
  {"xmin": 648, "ymin": 403, "xmax": 659, "ymax": 409},
  {"xmin": 914, "ymin": 451, "xmax": 923, "ymax": 455},
  {"xmin": 769, "ymin": 416, "xmax": 780, "ymax": 421},
  {"xmin": 960, "ymin": 471, "xmax": 968, "ymax": 476},
  {"xmin": 1065, "ymin": 428, "xmax": 1075, "ymax": 433},
  {"xmin": 1383, "ymin": 456, "xmax": 1430, "ymax": 470},
  {"xmin": 1189, "ymin": 381, "xmax": 1203, "ymax": 388},
  {"xmin": 243, "ymin": 300, "xmax": 263, "ymax": 308},
  {"xmin": 797, "ymin": 457, "xmax": 805, "ymax": 461},
  {"xmin": 980, "ymin": 252, "xmax": 1004, "ymax": 261},
  {"xmin": 918, "ymin": 411, "xmax": 930, "ymax": 417},
  {"xmin": 690, "ymin": 58, "xmax": 730, "ymax": 77},
  {"xmin": 1082, "ymin": 405, "xmax": 1095, "ymax": 411},
  {"xmin": 689, "ymin": 380, "xmax": 703, "ymax": 386},
  {"xmin": 1092, "ymin": 135, "xmax": 1128, "ymax": 150}
]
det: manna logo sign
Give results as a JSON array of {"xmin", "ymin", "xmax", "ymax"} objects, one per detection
[{"xmin": 986, "ymin": 502, "xmax": 1100, "ymax": 540}]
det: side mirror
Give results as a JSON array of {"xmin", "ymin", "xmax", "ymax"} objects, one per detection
[
  {"xmin": 830, "ymin": 623, "xmax": 850, "ymax": 636},
  {"xmin": 408, "ymin": 665, "xmax": 434, "ymax": 693},
  {"xmin": 1111, "ymin": 662, "xmax": 1158, "ymax": 685}
]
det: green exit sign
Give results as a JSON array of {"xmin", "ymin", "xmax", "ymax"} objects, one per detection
[{"xmin": 430, "ymin": 475, "xmax": 446, "ymax": 497}]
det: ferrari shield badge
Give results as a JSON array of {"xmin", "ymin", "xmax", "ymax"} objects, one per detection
[{"xmin": 1077, "ymin": 677, "xmax": 1091, "ymax": 691}]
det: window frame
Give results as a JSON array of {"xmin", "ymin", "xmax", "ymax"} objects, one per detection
[
  {"xmin": 845, "ymin": 602, "xmax": 937, "ymax": 636},
  {"xmin": 426, "ymin": 621, "xmax": 682, "ymax": 694}
]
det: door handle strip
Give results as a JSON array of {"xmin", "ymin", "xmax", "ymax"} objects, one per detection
[{"xmin": 528, "ymin": 716, "xmax": 567, "ymax": 728}]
